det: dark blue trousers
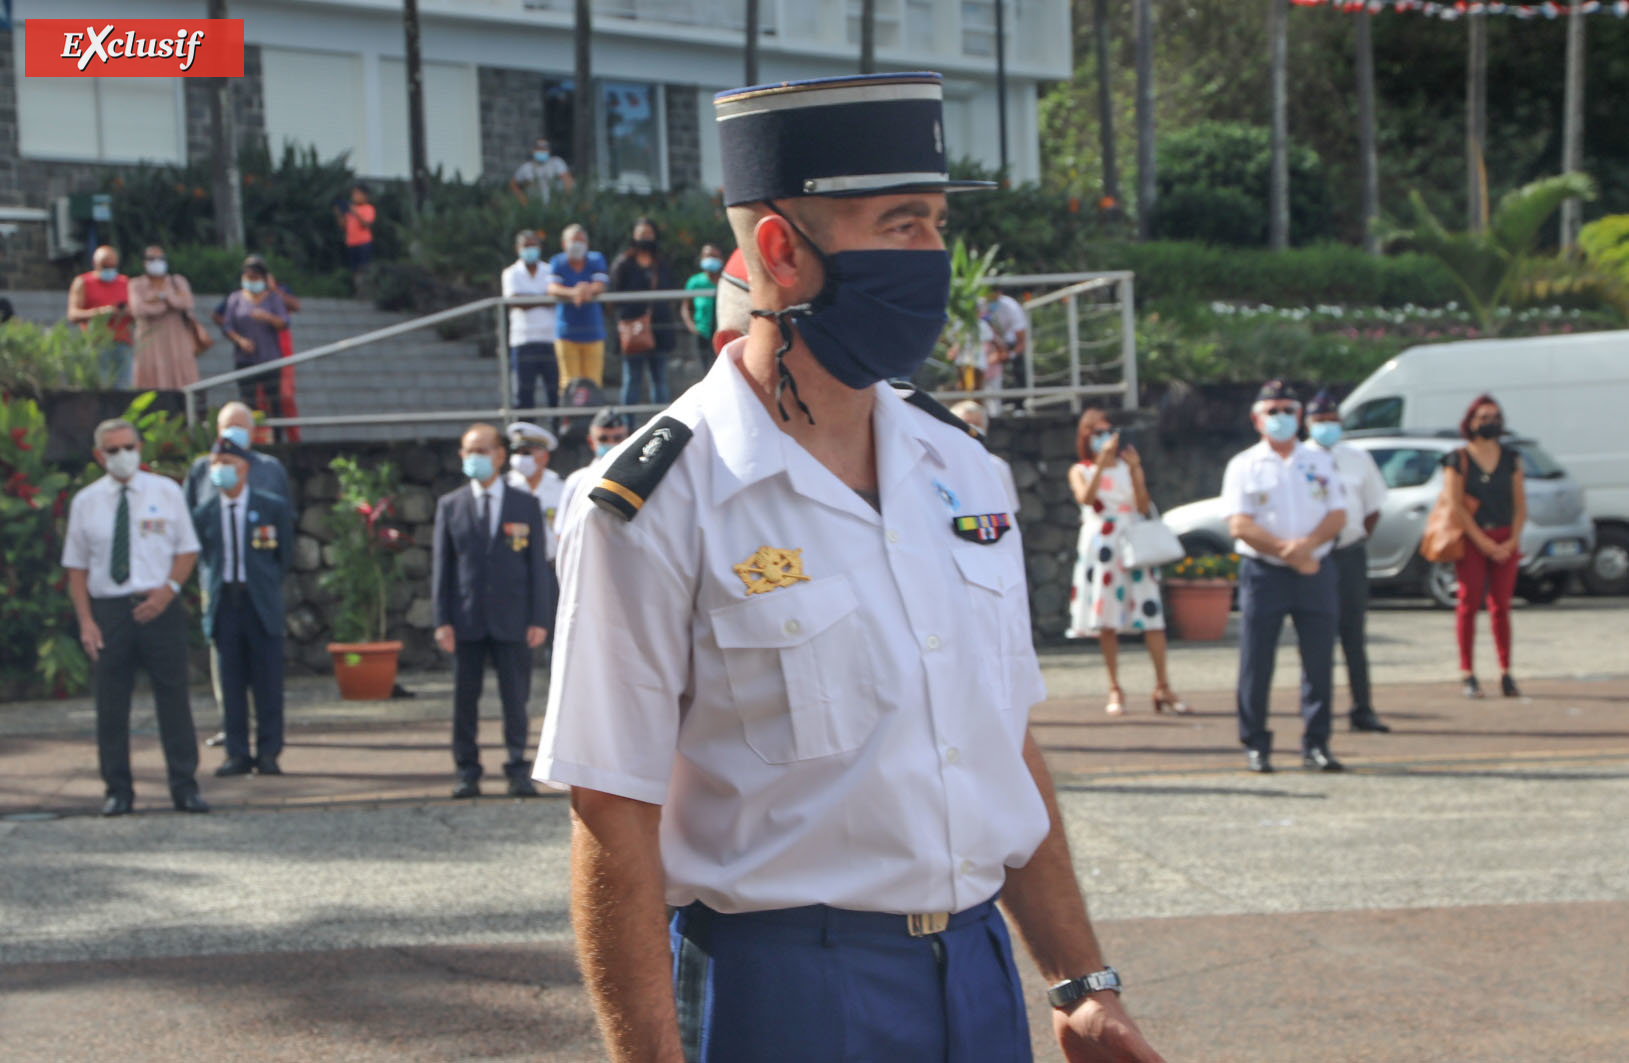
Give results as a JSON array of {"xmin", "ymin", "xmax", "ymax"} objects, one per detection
[
  {"xmin": 451, "ymin": 637, "xmax": 531, "ymax": 782},
  {"xmin": 670, "ymin": 896, "xmax": 1031, "ymax": 1063},
  {"xmin": 1236, "ymin": 556, "xmax": 1337, "ymax": 754},
  {"xmin": 512, "ymin": 342, "xmax": 559, "ymax": 412},
  {"xmin": 213, "ymin": 589, "xmax": 284, "ymax": 763},
  {"xmin": 1332, "ymin": 541, "xmax": 1374, "ymax": 713}
]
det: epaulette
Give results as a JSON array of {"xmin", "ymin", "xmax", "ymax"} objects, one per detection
[
  {"xmin": 588, "ymin": 415, "xmax": 694, "ymax": 521},
  {"xmin": 890, "ymin": 380, "xmax": 986, "ymax": 446}
]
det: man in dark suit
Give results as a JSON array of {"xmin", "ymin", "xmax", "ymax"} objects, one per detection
[
  {"xmin": 191, "ymin": 437, "xmax": 295, "ymax": 776},
  {"xmin": 433, "ymin": 423, "xmax": 555, "ymax": 798}
]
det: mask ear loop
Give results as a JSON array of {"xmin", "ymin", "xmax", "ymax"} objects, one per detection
[{"xmin": 748, "ymin": 201, "xmax": 831, "ymax": 426}]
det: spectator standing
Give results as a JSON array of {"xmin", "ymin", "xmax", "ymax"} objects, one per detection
[
  {"xmin": 431, "ymin": 424, "xmax": 556, "ymax": 799},
  {"xmin": 1066, "ymin": 407, "xmax": 1188, "ymax": 716},
  {"xmin": 609, "ymin": 217, "xmax": 678, "ymax": 416},
  {"xmin": 128, "ymin": 244, "xmax": 200, "ymax": 392},
  {"xmin": 1306, "ymin": 390, "xmax": 1391, "ymax": 733},
  {"xmin": 335, "ymin": 183, "xmax": 376, "ymax": 295},
  {"xmin": 266, "ymin": 260, "xmax": 303, "ymax": 444},
  {"xmin": 190, "ymin": 437, "xmax": 294, "ymax": 777},
  {"xmin": 552, "ymin": 408, "xmax": 628, "ymax": 547},
  {"xmin": 981, "ymin": 287, "xmax": 1028, "ymax": 415},
  {"xmin": 950, "ymin": 399, "xmax": 1022, "ymax": 515},
  {"xmin": 1222, "ymin": 380, "xmax": 1348, "ymax": 774},
  {"xmin": 62, "ymin": 418, "xmax": 207, "ymax": 816},
  {"xmin": 548, "ymin": 224, "xmax": 609, "ymax": 391},
  {"xmin": 680, "ymin": 243, "xmax": 725, "ymax": 372},
  {"xmin": 218, "ymin": 259, "xmax": 289, "ymax": 423},
  {"xmin": 505, "ymin": 421, "xmax": 564, "ymax": 562},
  {"xmin": 67, "ymin": 245, "xmax": 133, "ymax": 388},
  {"xmin": 502, "ymin": 230, "xmax": 559, "ymax": 413},
  {"xmin": 509, "ymin": 136, "xmax": 575, "ymax": 206},
  {"xmin": 1443, "ymin": 394, "xmax": 1527, "ymax": 699}
]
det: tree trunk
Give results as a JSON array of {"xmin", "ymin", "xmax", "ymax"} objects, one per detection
[
  {"xmin": 1268, "ymin": 0, "xmax": 1290, "ymax": 250},
  {"xmin": 403, "ymin": 0, "xmax": 430, "ymax": 214},
  {"xmin": 745, "ymin": 0, "xmax": 760, "ymax": 86},
  {"xmin": 1134, "ymin": 0, "xmax": 1156, "ymax": 240},
  {"xmin": 1355, "ymin": 9, "xmax": 1380, "ymax": 255},
  {"xmin": 1560, "ymin": 5, "xmax": 1586, "ymax": 250},
  {"xmin": 207, "ymin": 0, "xmax": 243, "ymax": 248},
  {"xmin": 860, "ymin": 0, "xmax": 876, "ymax": 74},
  {"xmin": 1093, "ymin": 0, "xmax": 1120, "ymax": 211},
  {"xmin": 574, "ymin": 0, "xmax": 594, "ymax": 185},
  {"xmin": 1466, "ymin": 14, "xmax": 1488, "ymax": 234},
  {"xmin": 995, "ymin": 0, "xmax": 1009, "ymax": 177}
]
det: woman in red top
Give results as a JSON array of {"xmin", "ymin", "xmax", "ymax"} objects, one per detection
[{"xmin": 335, "ymin": 183, "xmax": 375, "ymax": 295}]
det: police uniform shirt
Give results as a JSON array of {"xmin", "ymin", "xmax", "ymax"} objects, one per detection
[
  {"xmin": 535, "ymin": 341, "xmax": 1049, "ymax": 916},
  {"xmin": 1220, "ymin": 440, "xmax": 1348, "ymax": 564},
  {"xmin": 1321, "ymin": 441, "xmax": 1387, "ymax": 549},
  {"xmin": 507, "ymin": 467, "xmax": 565, "ymax": 560},
  {"xmin": 62, "ymin": 470, "xmax": 201, "ymax": 598}
]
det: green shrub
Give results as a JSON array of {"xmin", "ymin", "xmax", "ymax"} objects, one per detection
[
  {"xmin": 0, "ymin": 318, "xmax": 115, "ymax": 399},
  {"xmin": 1152, "ymin": 121, "xmax": 1333, "ymax": 246},
  {"xmin": 154, "ymin": 244, "xmax": 352, "ymax": 299}
]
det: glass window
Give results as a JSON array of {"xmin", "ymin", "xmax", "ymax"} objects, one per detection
[
  {"xmin": 846, "ymin": 0, "xmax": 902, "ymax": 48},
  {"xmin": 14, "ymin": 31, "xmax": 182, "ymax": 163},
  {"xmin": 602, "ymin": 81, "xmax": 661, "ymax": 192},
  {"xmin": 262, "ymin": 47, "xmax": 365, "ymax": 168},
  {"xmin": 1515, "ymin": 442, "xmax": 1566, "ymax": 480},
  {"xmin": 962, "ymin": 0, "xmax": 996, "ymax": 57},
  {"xmin": 1344, "ymin": 396, "xmax": 1403, "ymax": 432},
  {"xmin": 378, "ymin": 58, "xmax": 481, "ymax": 180},
  {"xmin": 905, "ymin": 0, "xmax": 937, "ymax": 52},
  {"xmin": 1365, "ymin": 447, "xmax": 1442, "ymax": 490}
]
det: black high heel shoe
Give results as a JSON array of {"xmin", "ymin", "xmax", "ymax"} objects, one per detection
[
  {"xmin": 1501, "ymin": 674, "xmax": 1521, "ymax": 698},
  {"xmin": 1462, "ymin": 675, "xmax": 1483, "ymax": 699}
]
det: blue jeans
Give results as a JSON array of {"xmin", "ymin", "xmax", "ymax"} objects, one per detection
[
  {"xmin": 620, "ymin": 353, "xmax": 669, "ymax": 419},
  {"xmin": 511, "ymin": 342, "xmax": 559, "ymax": 413},
  {"xmin": 102, "ymin": 341, "xmax": 133, "ymax": 389}
]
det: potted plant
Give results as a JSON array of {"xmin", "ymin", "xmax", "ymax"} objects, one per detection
[
  {"xmin": 1161, "ymin": 552, "xmax": 1240, "ymax": 641},
  {"xmin": 321, "ymin": 455, "xmax": 410, "ymax": 699}
]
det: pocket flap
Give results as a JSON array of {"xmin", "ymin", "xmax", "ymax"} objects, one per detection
[
  {"xmin": 953, "ymin": 546, "xmax": 1010, "ymax": 593},
  {"xmin": 711, "ymin": 577, "xmax": 859, "ymax": 649}
]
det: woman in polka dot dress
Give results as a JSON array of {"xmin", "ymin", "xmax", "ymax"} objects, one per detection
[{"xmin": 1066, "ymin": 408, "xmax": 1190, "ymax": 716}]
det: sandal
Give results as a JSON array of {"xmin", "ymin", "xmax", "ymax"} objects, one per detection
[
  {"xmin": 1153, "ymin": 688, "xmax": 1192, "ymax": 715},
  {"xmin": 1105, "ymin": 689, "xmax": 1125, "ymax": 716}
]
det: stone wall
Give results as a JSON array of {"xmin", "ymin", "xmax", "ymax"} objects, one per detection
[
  {"xmin": 478, "ymin": 65, "xmax": 548, "ymax": 183},
  {"xmin": 663, "ymin": 85, "xmax": 702, "ymax": 193}
]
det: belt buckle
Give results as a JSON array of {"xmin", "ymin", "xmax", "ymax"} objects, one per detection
[{"xmin": 907, "ymin": 912, "xmax": 950, "ymax": 937}]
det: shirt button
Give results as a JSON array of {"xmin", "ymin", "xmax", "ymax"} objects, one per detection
[
  {"xmin": 925, "ymin": 634, "xmax": 942, "ymax": 651},
  {"xmin": 886, "ymin": 529, "xmax": 900, "ymax": 544},
  {"xmin": 959, "ymin": 859, "xmax": 975, "ymax": 875},
  {"xmin": 945, "ymin": 747, "xmax": 960, "ymax": 764},
  {"xmin": 783, "ymin": 619, "xmax": 801, "ymax": 636}
]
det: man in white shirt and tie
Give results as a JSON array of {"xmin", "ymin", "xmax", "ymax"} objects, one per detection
[{"xmin": 62, "ymin": 418, "xmax": 208, "ymax": 816}]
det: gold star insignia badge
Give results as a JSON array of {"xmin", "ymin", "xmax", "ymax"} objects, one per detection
[{"xmin": 733, "ymin": 546, "xmax": 811, "ymax": 595}]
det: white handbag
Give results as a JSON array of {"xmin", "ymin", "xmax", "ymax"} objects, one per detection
[{"xmin": 1121, "ymin": 507, "xmax": 1186, "ymax": 570}]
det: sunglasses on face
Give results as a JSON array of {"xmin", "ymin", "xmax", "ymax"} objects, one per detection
[{"xmin": 102, "ymin": 443, "xmax": 139, "ymax": 455}]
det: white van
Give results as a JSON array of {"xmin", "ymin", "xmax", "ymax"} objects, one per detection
[{"xmin": 1341, "ymin": 329, "xmax": 1629, "ymax": 595}]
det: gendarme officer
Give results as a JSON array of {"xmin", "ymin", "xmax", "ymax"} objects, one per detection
[{"xmin": 534, "ymin": 73, "xmax": 1164, "ymax": 1063}]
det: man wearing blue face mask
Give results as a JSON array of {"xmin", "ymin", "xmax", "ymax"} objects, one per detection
[
  {"xmin": 535, "ymin": 73, "xmax": 1165, "ymax": 1063},
  {"xmin": 510, "ymin": 136, "xmax": 574, "ymax": 206},
  {"xmin": 681, "ymin": 243, "xmax": 726, "ymax": 372},
  {"xmin": 502, "ymin": 229, "xmax": 559, "ymax": 413},
  {"xmin": 1221, "ymin": 380, "xmax": 1351, "ymax": 774}
]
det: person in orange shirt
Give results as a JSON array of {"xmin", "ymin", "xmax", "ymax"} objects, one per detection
[
  {"xmin": 67, "ymin": 245, "xmax": 134, "ymax": 388},
  {"xmin": 334, "ymin": 183, "xmax": 376, "ymax": 295}
]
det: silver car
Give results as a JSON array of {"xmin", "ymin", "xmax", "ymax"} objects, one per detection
[{"xmin": 1162, "ymin": 431, "xmax": 1595, "ymax": 607}]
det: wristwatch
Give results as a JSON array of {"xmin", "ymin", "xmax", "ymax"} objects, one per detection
[
  {"xmin": 165, "ymin": 579, "xmax": 182, "ymax": 595},
  {"xmin": 1047, "ymin": 967, "xmax": 1122, "ymax": 1010}
]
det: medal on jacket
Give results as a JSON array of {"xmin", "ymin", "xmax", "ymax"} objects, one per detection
[
  {"xmin": 252, "ymin": 524, "xmax": 278, "ymax": 550},
  {"xmin": 952, "ymin": 513, "xmax": 1011, "ymax": 544},
  {"xmin": 503, "ymin": 521, "xmax": 530, "ymax": 552}
]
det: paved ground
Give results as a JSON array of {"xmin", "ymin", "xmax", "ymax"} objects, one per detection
[{"xmin": 2, "ymin": 598, "xmax": 1627, "ymax": 1060}]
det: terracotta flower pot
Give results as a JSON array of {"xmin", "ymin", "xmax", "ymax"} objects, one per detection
[
  {"xmin": 327, "ymin": 641, "xmax": 403, "ymax": 700},
  {"xmin": 1165, "ymin": 580, "xmax": 1234, "ymax": 641}
]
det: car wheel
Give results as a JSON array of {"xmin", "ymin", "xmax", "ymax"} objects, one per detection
[
  {"xmin": 1583, "ymin": 526, "xmax": 1629, "ymax": 596},
  {"xmin": 1423, "ymin": 561, "xmax": 1458, "ymax": 609},
  {"xmin": 1517, "ymin": 575, "xmax": 1566, "ymax": 605}
]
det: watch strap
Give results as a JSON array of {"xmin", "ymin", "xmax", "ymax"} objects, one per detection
[
  {"xmin": 1047, "ymin": 967, "xmax": 1122, "ymax": 1009},
  {"xmin": 165, "ymin": 579, "xmax": 182, "ymax": 594}
]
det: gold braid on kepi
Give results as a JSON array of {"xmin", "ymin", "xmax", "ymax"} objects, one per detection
[{"xmin": 587, "ymin": 416, "xmax": 694, "ymax": 522}]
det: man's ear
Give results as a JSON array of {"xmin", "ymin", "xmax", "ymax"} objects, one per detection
[{"xmin": 753, "ymin": 214, "xmax": 803, "ymax": 291}]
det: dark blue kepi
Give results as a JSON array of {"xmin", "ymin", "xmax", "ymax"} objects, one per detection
[{"xmin": 713, "ymin": 72, "xmax": 996, "ymax": 207}]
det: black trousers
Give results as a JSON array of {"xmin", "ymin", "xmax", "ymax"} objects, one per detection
[
  {"xmin": 91, "ymin": 595, "xmax": 199, "ymax": 801},
  {"xmin": 452, "ymin": 637, "xmax": 532, "ymax": 781},
  {"xmin": 1332, "ymin": 541, "xmax": 1374, "ymax": 713},
  {"xmin": 1235, "ymin": 557, "xmax": 1337, "ymax": 754},
  {"xmin": 512, "ymin": 342, "xmax": 560, "ymax": 413},
  {"xmin": 213, "ymin": 587, "xmax": 285, "ymax": 762}
]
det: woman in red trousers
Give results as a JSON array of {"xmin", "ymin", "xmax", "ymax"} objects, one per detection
[{"xmin": 1442, "ymin": 394, "xmax": 1526, "ymax": 698}]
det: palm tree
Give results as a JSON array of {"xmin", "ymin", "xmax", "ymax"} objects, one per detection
[
  {"xmin": 745, "ymin": 0, "xmax": 761, "ymax": 85},
  {"xmin": 207, "ymin": 0, "xmax": 243, "ymax": 247},
  {"xmin": 573, "ymin": 0, "xmax": 594, "ymax": 184},
  {"xmin": 1268, "ymin": 0, "xmax": 1289, "ymax": 250},
  {"xmin": 1134, "ymin": 0, "xmax": 1155, "ymax": 239},
  {"xmin": 1355, "ymin": 8, "xmax": 1380, "ymax": 255},
  {"xmin": 860, "ymin": 0, "xmax": 877, "ymax": 74},
  {"xmin": 1092, "ymin": 0, "xmax": 1120, "ymax": 213}
]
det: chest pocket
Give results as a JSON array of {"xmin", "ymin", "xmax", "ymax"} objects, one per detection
[
  {"xmin": 952, "ymin": 546, "xmax": 1016, "ymax": 712},
  {"xmin": 710, "ymin": 576, "xmax": 878, "ymax": 764}
]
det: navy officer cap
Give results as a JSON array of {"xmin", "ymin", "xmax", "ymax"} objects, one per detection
[
  {"xmin": 713, "ymin": 72, "xmax": 995, "ymax": 207},
  {"xmin": 1305, "ymin": 388, "xmax": 1339, "ymax": 416},
  {"xmin": 1255, "ymin": 379, "xmax": 1301, "ymax": 405}
]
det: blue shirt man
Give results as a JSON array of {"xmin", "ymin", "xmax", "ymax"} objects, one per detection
[{"xmin": 549, "ymin": 240, "xmax": 609, "ymax": 343}]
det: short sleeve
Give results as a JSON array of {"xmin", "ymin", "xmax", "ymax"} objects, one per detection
[
  {"xmin": 501, "ymin": 266, "xmax": 517, "ymax": 297},
  {"xmin": 589, "ymin": 252, "xmax": 610, "ymax": 284},
  {"xmin": 1220, "ymin": 456, "xmax": 1250, "ymax": 518},
  {"xmin": 1323, "ymin": 457, "xmax": 1348, "ymax": 512},
  {"xmin": 166, "ymin": 482, "xmax": 201, "ymax": 554},
  {"xmin": 61, "ymin": 490, "xmax": 92, "ymax": 570},
  {"xmin": 1359, "ymin": 451, "xmax": 1387, "ymax": 516}
]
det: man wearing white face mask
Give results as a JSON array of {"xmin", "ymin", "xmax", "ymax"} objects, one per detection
[
  {"xmin": 1221, "ymin": 380, "xmax": 1349, "ymax": 774},
  {"xmin": 62, "ymin": 419, "xmax": 207, "ymax": 816},
  {"xmin": 505, "ymin": 421, "xmax": 564, "ymax": 562}
]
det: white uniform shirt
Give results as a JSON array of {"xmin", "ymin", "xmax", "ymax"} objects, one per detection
[
  {"xmin": 991, "ymin": 453, "xmax": 1021, "ymax": 515},
  {"xmin": 553, "ymin": 455, "xmax": 612, "ymax": 546},
  {"xmin": 507, "ymin": 467, "xmax": 564, "ymax": 560},
  {"xmin": 535, "ymin": 342, "xmax": 1049, "ymax": 916},
  {"xmin": 1220, "ymin": 440, "xmax": 1348, "ymax": 564},
  {"xmin": 62, "ymin": 470, "xmax": 200, "ymax": 598},
  {"xmin": 469, "ymin": 477, "xmax": 505, "ymax": 540},
  {"xmin": 502, "ymin": 259, "xmax": 557, "ymax": 346},
  {"xmin": 1317, "ymin": 441, "xmax": 1387, "ymax": 549},
  {"xmin": 217, "ymin": 487, "xmax": 253, "ymax": 583}
]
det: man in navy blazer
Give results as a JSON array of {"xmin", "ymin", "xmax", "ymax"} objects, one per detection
[
  {"xmin": 433, "ymin": 423, "xmax": 556, "ymax": 798},
  {"xmin": 191, "ymin": 438, "xmax": 294, "ymax": 776}
]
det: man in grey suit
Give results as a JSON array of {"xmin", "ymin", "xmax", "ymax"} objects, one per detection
[{"xmin": 433, "ymin": 423, "xmax": 556, "ymax": 798}]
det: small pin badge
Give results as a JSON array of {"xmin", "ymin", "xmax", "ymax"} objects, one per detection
[
  {"xmin": 734, "ymin": 546, "xmax": 812, "ymax": 595},
  {"xmin": 933, "ymin": 478, "xmax": 960, "ymax": 511}
]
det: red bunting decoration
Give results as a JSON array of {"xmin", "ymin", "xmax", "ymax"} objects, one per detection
[{"xmin": 1291, "ymin": 0, "xmax": 1629, "ymax": 18}]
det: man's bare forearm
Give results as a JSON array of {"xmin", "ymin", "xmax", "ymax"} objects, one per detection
[
  {"xmin": 1229, "ymin": 515, "xmax": 1282, "ymax": 558},
  {"xmin": 570, "ymin": 788, "xmax": 684, "ymax": 1063},
  {"xmin": 1000, "ymin": 729, "xmax": 1107, "ymax": 983}
]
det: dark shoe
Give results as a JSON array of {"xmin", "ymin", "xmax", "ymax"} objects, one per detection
[
  {"xmin": 1246, "ymin": 749, "xmax": 1274, "ymax": 774},
  {"xmin": 205, "ymin": 731, "xmax": 227, "ymax": 747},
  {"xmin": 451, "ymin": 779, "xmax": 481, "ymax": 799},
  {"xmin": 101, "ymin": 794, "xmax": 134, "ymax": 817},
  {"xmin": 255, "ymin": 757, "xmax": 282, "ymax": 776},
  {"xmin": 174, "ymin": 792, "xmax": 211, "ymax": 813},
  {"xmin": 390, "ymin": 683, "xmax": 417, "ymax": 699},
  {"xmin": 1462, "ymin": 675, "xmax": 1484, "ymax": 699},
  {"xmin": 214, "ymin": 756, "xmax": 255, "ymax": 777},
  {"xmin": 1501, "ymin": 674, "xmax": 1522, "ymax": 698},
  {"xmin": 1350, "ymin": 710, "xmax": 1391, "ymax": 733},
  {"xmin": 507, "ymin": 776, "xmax": 540, "ymax": 798},
  {"xmin": 1303, "ymin": 746, "xmax": 1345, "ymax": 772}
]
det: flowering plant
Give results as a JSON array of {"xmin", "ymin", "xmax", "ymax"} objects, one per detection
[
  {"xmin": 1164, "ymin": 552, "xmax": 1241, "ymax": 582},
  {"xmin": 320, "ymin": 456, "xmax": 411, "ymax": 643}
]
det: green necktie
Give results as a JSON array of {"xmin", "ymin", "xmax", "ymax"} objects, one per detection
[{"xmin": 111, "ymin": 486, "xmax": 131, "ymax": 586}]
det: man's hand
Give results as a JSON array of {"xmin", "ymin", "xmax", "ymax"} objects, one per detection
[
  {"xmin": 1279, "ymin": 537, "xmax": 1314, "ymax": 570},
  {"xmin": 133, "ymin": 586, "xmax": 174, "ymax": 624},
  {"xmin": 435, "ymin": 625, "xmax": 456, "ymax": 654},
  {"xmin": 233, "ymin": 335, "xmax": 255, "ymax": 355},
  {"xmin": 573, "ymin": 282, "xmax": 593, "ymax": 307},
  {"xmin": 79, "ymin": 616, "xmax": 104, "ymax": 662},
  {"xmin": 1053, "ymin": 994, "xmax": 1167, "ymax": 1063},
  {"xmin": 526, "ymin": 625, "xmax": 547, "ymax": 649}
]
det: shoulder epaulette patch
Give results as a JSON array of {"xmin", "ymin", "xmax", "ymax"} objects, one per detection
[
  {"xmin": 588, "ymin": 415, "xmax": 694, "ymax": 522},
  {"xmin": 890, "ymin": 379, "xmax": 986, "ymax": 446}
]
